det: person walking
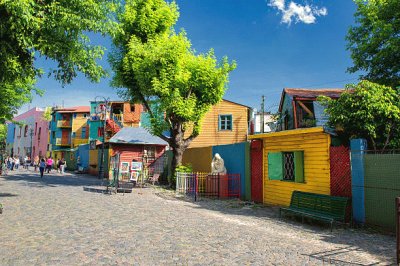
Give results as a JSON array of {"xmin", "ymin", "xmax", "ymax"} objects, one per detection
[
  {"xmin": 33, "ymin": 156, "xmax": 39, "ymax": 172},
  {"xmin": 14, "ymin": 156, "xmax": 20, "ymax": 170},
  {"xmin": 60, "ymin": 158, "xmax": 66, "ymax": 175},
  {"xmin": 46, "ymin": 157, "xmax": 53, "ymax": 173},
  {"xmin": 39, "ymin": 158, "xmax": 46, "ymax": 178}
]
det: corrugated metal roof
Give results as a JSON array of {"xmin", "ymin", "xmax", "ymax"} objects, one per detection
[
  {"xmin": 56, "ymin": 106, "xmax": 90, "ymax": 113},
  {"xmin": 283, "ymin": 88, "xmax": 344, "ymax": 98},
  {"xmin": 279, "ymin": 88, "xmax": 346, "ymax": 112},
  {"xmin": 109, "ymin": 127, "xmax": 168, "ymax": 146}
]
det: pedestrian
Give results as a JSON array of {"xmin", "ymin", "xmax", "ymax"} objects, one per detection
[
  {"xmin": 14, "ymin": 156, "xmax": 20, "ymax": 170},
  {"xmin": 39, "ymin": 158, "xmax": 46, "ymax": 178},
  {"xmin": 57, "ymin": 159, "xmax": 61, "ymax": 173},
  {"xmin": 2, "ymin": 159, "xmax": 7, "ymax": 176},
  {"xmin": 60, "ymin": 158, "xmax": 66, "ymax": 175},
  {"xmin": 10, "ymin": 157, "xmax": 15, "ymax": 171},
  {"xmin": 23, "ymin": 155, "xmax": 29, "ymax": 170},
  {"xmin": 33, "ymin": 155, "xmax": 39, "ymax": 172},
  {"xmin": 46, "ymin": 157, "xmax": 53, "ymax": 173}
]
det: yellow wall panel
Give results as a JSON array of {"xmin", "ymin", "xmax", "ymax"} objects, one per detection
[
  {"xmin": 260, "ymin": 128, "xmax": 331, "ymax": 206},
  {"xmin": 182, "ymin": 146, "xmax": 213, "ymax": 172}
]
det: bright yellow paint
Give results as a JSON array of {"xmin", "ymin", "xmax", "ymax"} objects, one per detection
[
  {"xmin": 186, "ymin": 100, "xmax": 249, "ymax": 148},
  {"xmin": 259, "ymin": 128, "xmax": 331, "ymax": 206},
  {"xmin": 249, "ymin": 127, "xmax": 324, "ymax": 139},
  {"xmin": 73, "ymin": 138, "xmax": 89, "ymax": 147},
  {"xmin": 89, "ymin": 149, "xmax": 98, "ymax": 175},
  {"xmin": 182, "ymin": 146, "xmax": 213, "ymax": 172}
]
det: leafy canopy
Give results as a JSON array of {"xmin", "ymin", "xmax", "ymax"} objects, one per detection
[
  {"xmin": 318, "ymin": 80, "xmax": 400, "ymax": 151},
  {"xmin": 347, "ymin": 0, "xmax": 400, "ymax": 87},
  {"xmin": 0, "ymin": 0, "xmax": 119, "ymax": 122},
  {"xmin": 111, "ymin": 0, "xmax": 236, "ymax": 147}
]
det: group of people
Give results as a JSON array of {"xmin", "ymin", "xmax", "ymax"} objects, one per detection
[{"xmin": 0, "ymin": 155, "xmax": 67, "ymax": 178}]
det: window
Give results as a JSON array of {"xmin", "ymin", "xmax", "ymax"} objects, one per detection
[
  {"xmin": 72, "ymin": 132, "xmax": 76, "ymax": 138},
  {"xmin": 38, "ymin": 127, "xmax": 41, "ymax": 140},
  {"xmin": 35, "ymin": 122, "xmax": 37, "ymax": 135},
  {"xmin": 81, "ymin": 127, "xmax": 86, "ymax": 138},
  {"xmin": 219, "ymin": 115, "xmax": 232, "ymax": 131},
  {"xmin": 268, "ymin": 151, "xmax": 304, "ymax": 183},
  {"xmin": 52, "ymin": 131, "xmax": 55, "ymax": 140},
  {"xmin": 130, "ymin": 104, "xmax": 135, "ymax": 112},
  {"xmin": 24, "ymin": 125, "xmax": 28, "ymax": 137},
  {"xmin": 83, "ymin": 113, "xmax": 87, "ymax": 118},
  {"xmin": 73, "ymin": 113, "xmax": 77, "ymax": 118}
]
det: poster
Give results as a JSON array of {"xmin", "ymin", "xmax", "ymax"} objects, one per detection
[
  {"xmin": 120, "ymin": 162, "xmax": 130, "ymax": 173},
  {"xmin": 130, "ymin": 171, "xmax": 140, "ymax": 182},
  {"xmin": 131, "ymin": 162, "xmax": 143, "ymax": 171},
  {"xmin": 120, "ymin": 172, "xmax": 130, "ymax": 181}
]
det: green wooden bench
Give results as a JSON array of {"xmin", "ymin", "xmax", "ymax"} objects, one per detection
[{"xmin": 280, "ymin": 191, "xmax": 350, "ymax": 231}]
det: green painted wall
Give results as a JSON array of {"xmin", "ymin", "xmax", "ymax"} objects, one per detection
[{"xmin": 364, "ymin": 154, "xmax": 400, "ymax": 231}]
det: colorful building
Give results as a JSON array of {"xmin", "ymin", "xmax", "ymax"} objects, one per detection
[
  {"xmin": 277, "ymin": 88, "xmax": 344, "ymax": 130},
  {"xmin": 186, "ymin": 99, "xmax": 251, "ymax": 148},
  {"xmin": 88, "ymin": 101, "xmax": 144, "ymax": 142},
  {"xmin": 49, "ymin": 106, "xmax": 90, "ymax": 160},
  {"xmin": 8, "ymin": 107, "xmax": 49, "ymax": 158},
  {"xmin": 249, "ymin": 127, "xmax": 332, "ymax": 206}
]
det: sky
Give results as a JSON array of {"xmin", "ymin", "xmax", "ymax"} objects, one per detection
[{"xmin": 22, "ymin": 0, "xmax": 359, "ymax": 114}]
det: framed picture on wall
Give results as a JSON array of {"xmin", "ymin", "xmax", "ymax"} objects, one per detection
[
  {"xmin": 120, "ymin": 172, "xmax": 130, "ymax": 181},
  {"xmin": 130, "ymin": 171, "xmax": 140, "ymax": 182},
  {"xmin": 131, "ymin": 162, "xmax": 143, "ymax": 171},
  {"xmin": 120, "ymin": 162, "xmax": 130, "ymax": 173}
]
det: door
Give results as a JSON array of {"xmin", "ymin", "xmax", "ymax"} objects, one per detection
[{"xmin": 251, "ymin": 140, "xmax": 263, "ymax": 203}]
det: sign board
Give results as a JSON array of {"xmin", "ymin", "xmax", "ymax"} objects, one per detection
[{"xmin": 89, "ymin": 140, "xmax": 97, "ymax": 150}]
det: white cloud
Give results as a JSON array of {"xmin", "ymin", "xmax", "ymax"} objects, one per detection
[{"xmin": 268, "ymin": 0, "xmax": 328, "ymax": 25}]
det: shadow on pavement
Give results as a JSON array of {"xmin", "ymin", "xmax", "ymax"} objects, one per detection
[
  {"xmin": 1, "ymin": 170, "xmax": 103, "ymax": 188},
  {"xmin": 0, "ymin": 192, "xmax": 18, "ymax": 197},
  {"xmin": 155, "ymin": 190, "xmax": 396, "ymax": 265}
]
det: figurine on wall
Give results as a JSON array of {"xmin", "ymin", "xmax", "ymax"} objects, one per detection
[{"xmin": 211, "ymin": 153, "xmax": 227, "ymax": 174}]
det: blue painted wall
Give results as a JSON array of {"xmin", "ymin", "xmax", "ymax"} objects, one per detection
[
  {"xmin": 350, "ymin": 138, "xmax": 367, "ymax": 224},
  {"xmin": 77, "ymin": 144, "xmax": 90, "ymax": 170},
  {"xmin": 6, "ymin": 123, "xmax": 15, "ymax": 144},
  {"xmin": 212, "ymin": 142, "xmax": 250, "ymax": 200}
]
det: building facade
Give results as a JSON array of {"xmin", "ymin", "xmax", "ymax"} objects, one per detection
[
  {"xmin": 49, "ymin": 106, "xmax": 90, "ymax": 159},
  {"xmin": 8, "ymin": 107, "xmax": 49, "ymax": 158}
]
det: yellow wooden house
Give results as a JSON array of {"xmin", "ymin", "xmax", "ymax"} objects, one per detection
[
  {"xmin": 249, "ymin": 127, "xmax": 331, "ymax": 206},
  {"xmin": 188, "ymin": 99, "xmax": 251, "ymax": 148}
]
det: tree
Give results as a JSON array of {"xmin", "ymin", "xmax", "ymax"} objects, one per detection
[
  {"xmin": 110, "ymin": 0, "xmax": 236, "ymax": 179},
  {"xmin": 318, "ymin": 80, "xmax": 400, "ymax": 151},
  {"xmin": 0, "ymin": 0, "xmax": 119, "ymax": 122},
  {"xmin": 347, "ymin": 0, "xmax": 400, "ymax": 87}
]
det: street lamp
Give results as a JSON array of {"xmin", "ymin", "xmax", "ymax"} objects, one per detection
[{"xmin": 94, "ymin": 96, "xmax": 110, "ymax": 181}]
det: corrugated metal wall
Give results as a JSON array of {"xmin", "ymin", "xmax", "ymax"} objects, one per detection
[
  {"xmin": 261, "ymin": 128, "xmax": 331, "ymax": 206},
  {"xmin": 364, "ymin": 154, "xmax": 400, "ymax": 231}
]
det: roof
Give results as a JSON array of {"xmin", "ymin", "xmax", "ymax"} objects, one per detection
[
  {"xmin": 109, "ymin": 127, "xmax": 168, "ymax": 146},
  {"xmin": 55, "ymin": 106, "xmax": 90, "ymax": 114},
  {"xmin": 248, "ymin": 127, "xmax": 326, "ymax": 139},
  {"xmin": 279, "ymin": 88, "xmax": 345, "ymax": 112},
  {"xmin": 222, "ymin": 99, "xmax": 252, "ymax": 109}
]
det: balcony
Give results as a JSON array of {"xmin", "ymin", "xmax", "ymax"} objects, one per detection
[
  {"xmin": 72, "ymin": 138, "xmax": 89, "ymax": 147},
  {"xmin": 56, "ymin": 138, "xmax": 71, "ymax": 146},
  {"xmin": 57, "ymin": 120, "xmax": 72, "ymax": 128}
]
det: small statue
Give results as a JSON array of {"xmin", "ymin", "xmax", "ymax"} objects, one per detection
[{"xmin": 211, "ymin": 153, "xmax": 227, "ymax": 174}]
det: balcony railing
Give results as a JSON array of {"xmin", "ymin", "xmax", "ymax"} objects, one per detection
[
  {"xmin": 57, "ymin": 120, "xmax": 72, "ymax": 128},
  {"xmin": 56, "ymin": 138, "xmax": 71, "ymax": 146},
  {"xmin": 73, "ymin": 138, "xmax": 89, "ymax": 147}
]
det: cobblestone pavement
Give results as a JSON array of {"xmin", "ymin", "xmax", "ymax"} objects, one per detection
[{"xmin": 0, "ymin": 169, "xmax": 396, "ymax": 265}]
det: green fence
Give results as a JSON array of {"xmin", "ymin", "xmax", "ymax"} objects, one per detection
[{"xmin": 364, "ymin": 154, "xmax": 400, "ymax": 231}]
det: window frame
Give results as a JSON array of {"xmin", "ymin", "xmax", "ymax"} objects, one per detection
[
  {"xmin": 218, "ymin": 114, "xmax": 233, "ymax": 131},
  {"xmin": 267, "ymin": 150, "xmax": 304, "ymax": 183}
]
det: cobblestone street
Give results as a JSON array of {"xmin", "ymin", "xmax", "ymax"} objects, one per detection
[{"xmin": 0, "ymin": 169, "xmax": 396, "ymax": 265}]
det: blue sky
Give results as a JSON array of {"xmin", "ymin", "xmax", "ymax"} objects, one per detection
[{"xmin": 23, "ymin": 0, "xmax": 359, "ymax": 114}]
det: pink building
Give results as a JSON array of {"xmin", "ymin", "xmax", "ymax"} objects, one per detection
[{"xmin": 12, "ymin": 107, "xmax": 49, "ymax": 158}]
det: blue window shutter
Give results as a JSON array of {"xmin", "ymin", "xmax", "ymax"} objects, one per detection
[
  {"xmin": 294, "ymin": 151, "xmax": 304, "ymax": 183},
  {"xmin": 268, "ymin": 152, "xmax": 283, "ymax": 180}
]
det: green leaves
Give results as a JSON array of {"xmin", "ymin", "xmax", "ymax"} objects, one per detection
[
  {"xmin": 319, "ymin": 80, "xmax": 400, "ymax": 151},
  {"xmin": 0, "ymin": 0, "xmax": 120, "ymax": 122},
  {"xmin": 347, "ymin": 0, "xmax": 400, "ymax": 87}
]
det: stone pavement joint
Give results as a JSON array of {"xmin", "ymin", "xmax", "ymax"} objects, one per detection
[{"xmin": 0, "ymin": 169, "xmax": 396, "ymax": 265}]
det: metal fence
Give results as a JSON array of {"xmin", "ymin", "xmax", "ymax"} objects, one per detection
[{"xmin": 176, "ymin": 172, "xmax": 240, "ymax": 201}]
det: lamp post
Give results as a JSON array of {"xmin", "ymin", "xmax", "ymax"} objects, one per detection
[{"xmin": 94, "ymin": 96, "xmax": 110, "ymax": 181}]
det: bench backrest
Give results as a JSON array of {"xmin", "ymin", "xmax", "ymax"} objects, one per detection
[{"xmin": 290, "ymin": 191, "xmax": 349, "ymax": 221}]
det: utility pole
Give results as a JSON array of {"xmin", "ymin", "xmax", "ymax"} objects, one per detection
[{"xmin": 261, "ymin": 95, "xmax": 265, "ymax": 133}]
